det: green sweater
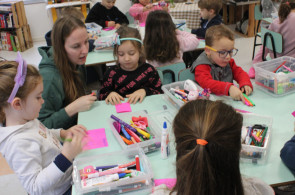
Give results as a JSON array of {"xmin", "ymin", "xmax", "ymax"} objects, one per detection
[{"xmin": 38, "ymin": 46, "xmax": 87, "ymax": 129}]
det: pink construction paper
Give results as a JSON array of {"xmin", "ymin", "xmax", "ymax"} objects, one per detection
[
  {"xmin": 154, "ymin": 178, "xmax": 176, "ymax": 189},
  {"xmin": 115, "ymin": 102, "xmax": 132, "ymax": 113},
  {"xmin": 139, "ymin": 23, "xmax": 145, "ymax": 27},
  {"xmin": 103, "ymin": 26, "xmax": 115, "ymax": 31},
  {"xmin": 83, "ymin": 128, "xmax": 108, "ymax": 150},
  {"xmin": 292, "ymin": 111, "xmax": 295, "ymax": 117}
]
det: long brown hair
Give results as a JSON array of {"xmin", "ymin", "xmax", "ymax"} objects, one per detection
[
  {"xmin": 0, "ymin": 61, "xmax": 41, "ymax": 124},
  {"xmin": 172, "ymin": 100, "xmax": 244, "ymax": 195},
  {"xmin": 279, "ymin": 0, "xmax": 295, "ymax": 23},
  {"xmin": 144, "ymin": 10, "xmax": 180, "ymax": 63},
  {"xmin": 113, "ymin": 25, "xmax": 146, "ymax": 66},
  {"xmin": 51, "ymin": 16, "xmax": 86, "ymax": 104}
]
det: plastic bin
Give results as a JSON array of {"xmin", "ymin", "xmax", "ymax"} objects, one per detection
[
  {"xmin": 240, "ymin": 113, "xmax": 273, "ymax": 164},
  {"xmin": 73, "ymin": 148, "xmax": 153, "ymax": 195},
  {"xmin": 253, "ymin": 56, "xmax": 295, "ymax": 96},
  {"xmin": 109, "ymin": 110, "xmax": 161, "ymax": 153},
  {"xmin": 161, "ymin": 80, "xmax": 215, "ymax": 109}
]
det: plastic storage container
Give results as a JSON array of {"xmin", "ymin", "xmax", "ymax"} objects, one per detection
[
  {"xmin": 240, "ymin": 113, "xmax": 273, "ymax": 164},
  {"xmin": 161, "ymin": 80, "xmax": 215, "ymax": 109},
  {"xmin": 253, "ymin": 56, "xmax": 295, "ymax": 96},
  {"xmin": 109, "ymin": 110, "xmax": 161, "ymax": 153},
  {"xmin": 73, "ymin": 148, "xmax": 153, "ymax": 195}
]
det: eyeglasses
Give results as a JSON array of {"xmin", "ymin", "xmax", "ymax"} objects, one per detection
[{"xmin": 205, "ymin": 46, "xmax": 238, "ymax": 58}]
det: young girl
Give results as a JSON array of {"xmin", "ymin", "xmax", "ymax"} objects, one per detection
[
  {"xmin": 144, "ymin": 10, "xmax": 199, "ymax": 67},
  {"xmin": 98, "ymin": 25, "xmax": 162, "ymax": 105},
  {"xmin": 39, "ymin": 16, "xmax": 96, "ymax": 129},
  {"xmin": 152, "ymin": 100, "xmax": 274, "ymax": 195},
  {"xmin": 129, "ymin": 0, "xmax": 168, "ymax": 24},
  {"xmin": 250, "ymin": 0, "xmax": 295, "ymax": 78},
  {"xmin": 0, "ymin": 57, "xmax": 87, "ymax": 195}
]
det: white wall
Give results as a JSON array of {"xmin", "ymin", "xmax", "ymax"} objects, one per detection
[{"xmin": 24, "ymin": 0, "xmax": 132, "ymax": 42}]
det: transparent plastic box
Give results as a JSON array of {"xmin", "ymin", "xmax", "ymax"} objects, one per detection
[
  {"xmin": 161, "ymin": 80, "xmax": 215, "ymax": 109},
  {"xmin": 109, "ymin": 110, "xmax": 161, "ymax": 153},
  {"xmin": 253, "ymin": 56, "xmax": 295, "ymax": 96},
  {"xmin": 73, "ymin": 148, "xmax": 153, "ymax": 195},
  {"xmin": 240, "ymin": 113, "xmax": 273, "ymax": 164}
]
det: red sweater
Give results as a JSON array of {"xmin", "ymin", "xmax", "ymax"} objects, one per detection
[{"xmin": 195, "ymin": 59, "xmax": 253, "ymax": 96}]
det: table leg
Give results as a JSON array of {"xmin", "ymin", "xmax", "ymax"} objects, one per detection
[
  {"xmin": 247, "ymin": 3, "xmax": 255, "ymax": 37},
  {"xmin": 81, "ymin": 4, "xmax": 87, "ymax": 19},
  {"xmin": 223, "ymin": 4, "xmax": 228, "ymax": 24},
  {"xmin": 229, "ymin": 5, "xmax": 235, "ymax": 24},
  {"xmin": 51, "ymin": 8, "xmax": 57, "ymax": 23}
]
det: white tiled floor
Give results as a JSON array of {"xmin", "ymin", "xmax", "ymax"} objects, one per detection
[{"xmin": 0, "ymin": 35, "xmax": 258, "ymax": 194}]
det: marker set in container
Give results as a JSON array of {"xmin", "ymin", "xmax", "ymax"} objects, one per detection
[
  {"xmin": 80, "ymin": 155, "xmax": 145, "ymax": 189},
  {"xmin": 111, "ymin": 114, "xmax": 155, "ymax": 145},
  {"xmin": 241, "ymin": 124, "xmax": 268, "ymax": 147},
  {"xmin": 169, "ymin": 87, "xmax": 211, "ymax": 103}
]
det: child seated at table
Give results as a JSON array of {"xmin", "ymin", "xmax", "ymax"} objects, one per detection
[
  {"xmin": 85, "ymin": 0, "xmax": 129, "ymax": 29},
  {"xmin": 191, "ymin": 0, "xmax": 222, "ymax": 39},
  {"xmin": 249, "ymin": 0, "xmax": 295, "ymax": 78},
  {"xmin": 0, "ymin": 56, "xmax": 87, "ymax": 195},
  {"xmin": 129, "ymin": 0, "xmax": 168, "ymax": 24},
  {"xmin": 190, "ymin": 25, "xmax": 253, "ymax": 101},
  {"xmin": 144, "ymin": 10, "xmax": 199, "ymax": 67},
  {"xmin": 151, "ymin": 99, "xmax": 274, "ymax": 195},
  {"xmin": 98, "ymin": 25, "xmax": 162, "ymax": 105}
]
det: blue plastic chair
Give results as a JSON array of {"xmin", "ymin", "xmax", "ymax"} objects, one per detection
[
  {"xmin": 252, "ymin": 5, "xmax": 263, "ymax": 60},
  {"xmin": 178, "ymin": 68, "xmax": 195, "ymax": 81},
  {"xmin": 156, "ymin": 62, "xmax": 186, "ymax": 85},
  {"xmin": 261, "ymin": 26, "xmax": 283, "ymax": 61}
]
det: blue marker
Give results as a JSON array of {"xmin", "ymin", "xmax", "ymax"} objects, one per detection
[{"xmin": 121, "ymin": 125, "xmax": 131, "ymax": 140}]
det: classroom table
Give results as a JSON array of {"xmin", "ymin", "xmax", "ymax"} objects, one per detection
[
  {"xmin": 222, "ymin": 0, "xmax": 260, "ymax": 37},
  {"xmin": 73, "ymin": 85, "xmax": 295, "ymax": 194},
  {"xmin": 169, "ymin": 2, "xmax": 201, "ymax": 30}
]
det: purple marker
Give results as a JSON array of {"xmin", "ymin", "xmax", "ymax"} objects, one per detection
[{"xmin": 111, "ymin": 115, "xmax": 137, "ymax": 132}]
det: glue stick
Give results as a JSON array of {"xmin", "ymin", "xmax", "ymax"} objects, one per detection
[{"xmin": 161, "ymin": 122, "xmax": 170, "ymax": 159}]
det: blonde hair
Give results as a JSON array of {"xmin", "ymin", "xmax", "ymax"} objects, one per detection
[
  {"xmin": 205, "ymin": 24, "xmax": 234, "ymax": 47},
  {"xmin": 61, "ymin": 7, "xmax": 85, "ymax": 22},
  {"xmin": 0, "ymin": 61, "xmax": 42, "ymax": 123},
  {"xmin": 198, "ymin": 0, "xmax": 222, "ymax": 14}
]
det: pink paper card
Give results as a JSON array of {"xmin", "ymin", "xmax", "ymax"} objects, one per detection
[
  {"xmin": 154, "ymin": 178, "xmax": 176, "ymax": 189},
  {"xmin": 115, "ymin": 102, "xmax": 132, "ymax": 113},
  {"xmin": 139, "ymin": 23, "xmax": 145, "ymax": 27},
  {"xmin": 83, "ymin": 128, "xmax": 108, "ymax": 150}
]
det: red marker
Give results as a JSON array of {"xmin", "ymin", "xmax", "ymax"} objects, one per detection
[{"xmin": 135, "ymin": 155, "xmax": 140, "ymax": 171}]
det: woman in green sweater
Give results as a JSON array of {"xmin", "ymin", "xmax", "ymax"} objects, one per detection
[{"xmin": 38, "ymin": 16, "xmax": 96, "ymax": 129}]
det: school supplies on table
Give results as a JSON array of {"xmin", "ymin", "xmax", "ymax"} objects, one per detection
[
  {"xmin": 109, "ymin": 111, "xmax": 161, "ymax": 153},
  {"xmin": 242, "ymin": 93, "xmax": 255, "ymax": 107},
  {"xmin": 239, "ymin": 113, "xmax": 273, "ymax": 164},
  {"xmin": 115, "ymin": 102, "xmax": 132, "ymax": 113},
  {"xmin": 83, "ymin": 128, "xmax": 108, "ymax": 151},
  {"xmin": 73, "ymin": 148, "xmax": 154, "ymax": 194},
  {"xmin": 161, "ymin": 122, "xmax": 170, "ymax": 159},
  {"xmin": 162, "ymin": 80, "xmax": 215, "ymax": 109},
  {"xmin": 253, "ymin": 56, "xmax": 295, "ymax": 96}
]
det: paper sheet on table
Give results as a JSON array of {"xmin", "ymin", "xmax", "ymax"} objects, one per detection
[
  {"xmin": 154, "ymin": 178, "xmax": 176, "ymax": 189},
  {"xmin": 115, "ymin": 102, "xmax": 132, "ymax": 113},
  {"xmin": 83, "ymin": 128, "xmax": 108, "ymax": 150}
]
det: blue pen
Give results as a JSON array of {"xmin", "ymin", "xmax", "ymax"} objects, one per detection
[
  {"xmin": 95, "ymin": 165, "xmax": 117, "ymax": 171},
  {"xmin": 121, "ymin": 125, "xmax": 131, "ymax": 140}
]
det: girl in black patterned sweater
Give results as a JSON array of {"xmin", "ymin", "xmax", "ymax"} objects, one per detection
[{"xmin": 98, "ymin": 26, "xmax": 162, "ymax": 105}]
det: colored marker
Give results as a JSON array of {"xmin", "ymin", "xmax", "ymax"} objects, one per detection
[
  {"xmin": 242, "ymin": 93, "xmax": 255, "ymax": 106},
  {"xmin": 61, "ymin": 138, "xmax": 72, "ymax": 142},
  {"xmin": 283, "ymin": 65, "xmax": 293, "ymax": 72},
  {"xmin": 273, "ymin": 60, "xmax": 287, "ymax": 73},
  {"xmin": 87, "ymin": 167, "xmax": 127, "ymax": 178},
  {"xmin": 125, "ymin": 128, "xmax": 141, "ymax": 142},
  {"xmin": 120, "ymin": 135, "xmax": 133, "ymax": 145},
  {"xmin": 121, "ymin": 125, "xmax": 131, "ymax": 140},
  {"xmin": 135, "ymin": 155, "xmax": 140, "ymax": 171},
  {"xmin": 111, "ymin": 115, "xmax": 137, "ymax": 132}
]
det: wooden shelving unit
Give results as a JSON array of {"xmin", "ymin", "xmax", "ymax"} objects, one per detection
[{"xmin": 0, "ymin": 0, "xmax": 33, "ymax": 52}]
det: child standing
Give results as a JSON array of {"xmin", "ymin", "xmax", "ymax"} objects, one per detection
[
  {"xmin": 144, "ymin": 10, "xmax": 199, "ymax": 67},
  {"xmin": 0, "ymin": 57, "xmax": 87, "ymax": 195},
  {"xmin": 191, "ymin": 25, "xmax": 253, "ymax": 101},
  {"xmin": 85, "ymin": 0, "xmax": 129, "ymax": 29},
  {"xmin": 129, "ymin": 0, "xmax": 168, "ymax": 24},
  {"xmin": 191, "ymin": 0, "xmax": 222, "ymax": 39},
  {"xmin": 250, "ymin": 0, "xmax": 295, "ymax": 78},
  {"xmin": 98, "ymin": 25, "xmax": 162, "ymax": 105},
  {"xmin": 39, "ymin": 16, "xmax": 96, "ymax": 129},
  {"xmin": 152, "ymin": 100, "xmax": 274, "ymax": 195}
]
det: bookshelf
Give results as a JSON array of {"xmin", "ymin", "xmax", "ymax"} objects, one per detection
[
  {"xmin": 46, "ymin": 1, "xmax": 90, "ymax": 23},
  {"xmin": 0, "ymin": 0, "xmax": 33, "ymax": 52}
]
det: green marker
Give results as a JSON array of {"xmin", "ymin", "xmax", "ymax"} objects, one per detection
[
  {"xmin": 242, "ymin": 93, "xmax": 255, "ymax": 106},
  {"xmin": 258, "ymin": 127, "xmax": 268, "ymax": 147},
  {"xmin": 61, "ymin": 138, "xmax": 72, "ymax": 142}
]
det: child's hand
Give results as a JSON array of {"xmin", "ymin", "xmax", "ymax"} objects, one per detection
[
  {"xmin": 107, "ymin": 21, "xmax": 115, "ymax": 27},
  {"xmin": 229, "ymin": 85, "xmax": 244, "ymax": 101},
  {"xmin": 105, "ymin": 92, "xmax": 124, "ymax": 105},
  {"xmin": 143, "ymin": 4, "xmax": 153, "ymax": 12},
  {"xmin": 60, "ymin": 124, "xmax": 87, "ymax": 140},
  {"xmin": 126, "ymin": 89, "xmax": 146, "ymax": 104},
  {"xmin": 115, "ymin": 23, "xmax": 121, "ymax": 29},
  {"xmin": 241, "ymin": 85, "xmax": 253, "ymax": 96},
  {"xmin": 61, "ymin": 125, "xmax": 88, "ymax": 162},
  {"xmin": 65, "ymin": 94, "xmax": 97, "ymax": 117}
]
